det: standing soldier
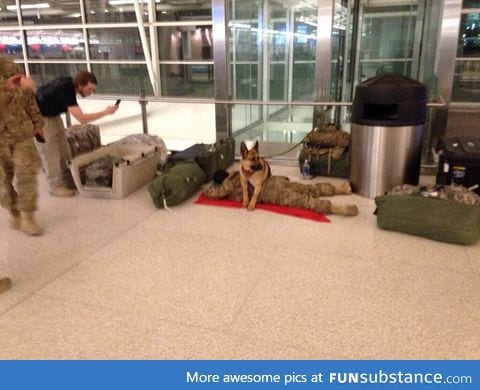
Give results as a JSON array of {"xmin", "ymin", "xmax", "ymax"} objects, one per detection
[{"xmin": 0, "ymin": 57, "xmax": 45, "ymax": 235}]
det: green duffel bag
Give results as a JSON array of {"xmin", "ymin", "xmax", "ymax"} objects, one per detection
[
  {"xmin": 375, "ymin": 194, "xmax": 480, "ymax": 245},
  {"xmin": 299, "ymin": 147, "xmax": 349, "ymax": 178},
  {"xmin": 148, "ymin": 159, "xmax": 207, "ymax": 208}
]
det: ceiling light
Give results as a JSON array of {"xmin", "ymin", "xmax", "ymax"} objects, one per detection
[
  {"xmin": 108, "ymin": 0, "xmax": 133, "ymax": 4},
  {"xmin": 109, "ymin": 0, "xmax": 160, "ymax": 4},
  {"xmin": 6, "ymin": 2, "xmax": 50, "ymax": 11}
]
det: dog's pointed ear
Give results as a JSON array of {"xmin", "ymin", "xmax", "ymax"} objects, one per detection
[
  {"xmin": 253, "ymin": 140, "xmax": 259, "ymax": 151},
  {"xmin": 240, "ymin": 141, "xmax": 248, "ymax": 159}
]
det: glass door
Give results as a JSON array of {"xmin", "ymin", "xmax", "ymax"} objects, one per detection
[{"xmin": 229, "ymin": 0, "xmax": 320, "ymax": 154}]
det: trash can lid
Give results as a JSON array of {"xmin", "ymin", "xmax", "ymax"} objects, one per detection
[{"xmin": 354, "ymin": 74, "xmax": 427, "ymax": 104}]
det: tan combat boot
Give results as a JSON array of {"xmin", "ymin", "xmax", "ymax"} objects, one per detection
[
  {"xmin": 330, "ymin": 203, "xmax": 359, "ymax": 216},
  {"xmin": 20, "ymin": 212, "xmax": 44, "ymax": 235},
  {"xmin": 0, "ymin": 277, "xmax": 12, "ymax": 294},
  {"xmin": 50, "ymin": 185, "xmax": 75, "ymax": 198},
  {"xmin": 8, "ymin": 209, "xmax": 21, "ymax": 230},
  {"xmin": 334, "ymin": 181, "xmax": 352, "ymax": 195}
]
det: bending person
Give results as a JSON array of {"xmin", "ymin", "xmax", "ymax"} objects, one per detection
[{"xmin": 35, "ymin": 71, "xmax": 119, "ymax": 197}]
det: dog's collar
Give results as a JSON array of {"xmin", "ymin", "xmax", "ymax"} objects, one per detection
[{"xmin": 241, "ymin": 167, "xmax": 253, "ymax": 178}]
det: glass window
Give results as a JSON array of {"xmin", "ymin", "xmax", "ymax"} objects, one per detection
[
  {"xmin": 270, "ymin": 63, "xmax": 286, "ymax": 100},
  {"xmin": 231, "ymin": 63, "xmax": 258, "ymax": 100},
  {"xmin": 452, "ymin": 60, "xmax": 480, "ymax": 102},
  {"xmin": 229, "ymin": 22, "xmax": 259, "ymax": 63},
  {"xmin": 358, "ymin": 4, "xmax": 417, "ymax": 83},
  {"xmin": 84, "ymin": 0, "xmax": 143, "ymax": 23},
  {"xmin": 20, "ymin": 0, "xmax": 81, "ymax": 25},
  {"xmin": 29, "ymin": 63, "xmax": 86, "ymax": 86},
  {"xmin": 458, "ymin": 13, "xmax": 480, "ymax": 57},
  {"xmin": 293, "ymin": 20, "xmax": 317, "ymax": 62},
  {"xmin": 26, "ymin": 30, "xmax": 85, "ymax": 60},
  {"xmin": 156, "ymin": 0, "xmax": 211, "ymax": 22},
  {"xmin": 229, "ymin": 0, "xmax": 256, "ymax": 20},
  {"xmin": 158, "ymin": 26, "xmax": 212, "ymax": 61},
  {"xmin": 91, "ymin": 63, "xmax": 153, "ymax": 96},
  {"xmin": 160, "ymin": 64, "xmax": 213, "ymax": 98},
  {"xmin": 0, "ymin": 30, "xmax": 23, "ymax": 58},
  {"xmin": 88, "ymin": 28, "xmax": 146, "ymax": 60},
  {"xmin": 0, "ymin": 0, "xmax": 18, "ymax": 26},
  {"xmin": 292, "ymin": 63, "xmax": 315, "ymax": 100},
  {"xmin": 361, "ymin": 13, "xmax": 415, "ymax": 60},
  {"xmin": 463, "ymin": 0, "xmax": 480, "ymax": 8}
]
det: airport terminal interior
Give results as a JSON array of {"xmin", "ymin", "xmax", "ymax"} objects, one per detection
[{"xmin": 0, "ymin": 0, "xmax": 479, "ymax": 359}]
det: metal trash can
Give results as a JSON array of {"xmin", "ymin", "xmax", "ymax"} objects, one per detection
[{"xmin": 349, "ymin": 74, "xmax": 427, "ymax": 198}]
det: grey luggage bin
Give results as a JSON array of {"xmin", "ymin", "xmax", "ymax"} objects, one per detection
[{"xmin": 68, "ymin": 144, "xmax": 160, "ymax": 199}]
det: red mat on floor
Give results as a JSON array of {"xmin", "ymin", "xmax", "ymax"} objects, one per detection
[{"xmin": 195, "ymin": 193, "xmax": 330, "ymax": 223}]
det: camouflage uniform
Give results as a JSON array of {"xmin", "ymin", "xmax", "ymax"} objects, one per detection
[
  {"xmin": 204, "ymin": 171, "xmax": 358, "ymax": 216},
  {"xmin": 0, "ymin": 58, "xmax": 44, "ymax": 215},
  {"xmin": 387, "ymin": 184, "xmax": 480, "ymax": 207}
]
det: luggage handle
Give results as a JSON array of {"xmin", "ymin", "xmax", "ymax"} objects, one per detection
[
  {"xmin": 201, "ymin": 138, "xmax": 234, "ymax": 156},
  {"xmin": 117, "ymin": 148, "xmax": 157, "ymax": 166}
]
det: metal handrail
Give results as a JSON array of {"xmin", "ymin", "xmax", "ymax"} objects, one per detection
[{"xmin": 89, "ymin": 95, "xmax": 449, "ymax": 108}]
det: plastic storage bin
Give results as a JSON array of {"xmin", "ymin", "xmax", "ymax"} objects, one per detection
[{"xmin": 68, "ymin": 143, "xmax": 161, "ymax": 199}]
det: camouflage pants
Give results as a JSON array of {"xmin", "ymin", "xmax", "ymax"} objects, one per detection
[
  {"xmin": 37, "ymin": 116, "xmax": 71, "ymax": 189},
  {"xmin": 0, "ymin": 138, "xmax": 40, "ymax": 212},
  {"xmin": 260, "ymin": 176, "xmax": 335, "ymax": 214}
]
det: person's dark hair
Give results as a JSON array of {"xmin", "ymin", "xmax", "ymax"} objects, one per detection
[{"xmin": 73, "ymin": 70, "xmax": 97, "ymax": 88}]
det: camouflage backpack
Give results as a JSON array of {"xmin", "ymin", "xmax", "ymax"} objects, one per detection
[
  {"xmin": 303, "ymin": 123, "xmax": 350, "ymax": 160},
  {"xmin": 299, "ymin": 123, "xmax": 350, "ymax": 177}
]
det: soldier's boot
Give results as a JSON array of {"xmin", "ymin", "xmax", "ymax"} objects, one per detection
[
  {"xmin": 330, "ymin": 203, "xmax": 358, "ymax": 216},
  {"xmin": 50, "ymin": 185, "xmax": 75, "ymax": 198},
  {"xmin": 8, "ymin": 209, "xmax": 21, "ymax": 230},
  {"xmin": 20, "ymin": 212, "xmax": 44, "ymax": 236},
  {"xmin": 306, "ymin": 198, "xmax": 333, "ymax": 214},
  {"xmin": 0, "ymin": 277, "xmax": 12, "ymax": 294},
  {"xmin": 334, "ymin": 181, "xmax": 352, "ymax": 195}
]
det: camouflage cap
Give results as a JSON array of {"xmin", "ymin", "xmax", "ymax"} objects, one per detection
[{"xmin": 0, "ymin": 57, "xmax": 22, "ymax": 84}]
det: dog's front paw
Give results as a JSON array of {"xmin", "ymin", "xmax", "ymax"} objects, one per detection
[
  {"xmin": 247, "ymin": 203, "xmax": 256, "ymax": 211},
  {"xmin": 243, "ymin": 199, "xmax": 249, "ymax": 208}
]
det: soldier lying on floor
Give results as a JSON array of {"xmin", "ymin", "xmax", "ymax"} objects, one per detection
[{"xmin": 203, "ymin": 170, "xmax": 358, "ymax": 216}]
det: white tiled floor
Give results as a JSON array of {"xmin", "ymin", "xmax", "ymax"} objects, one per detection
[{"xmin": 0, "ymin": 165, "xmax": 479, "ymax": 359}]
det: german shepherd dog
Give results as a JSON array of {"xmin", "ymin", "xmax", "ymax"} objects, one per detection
[{"xmin": 239, "ymin": 140, "xmax": 271, "ymax": 211}]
